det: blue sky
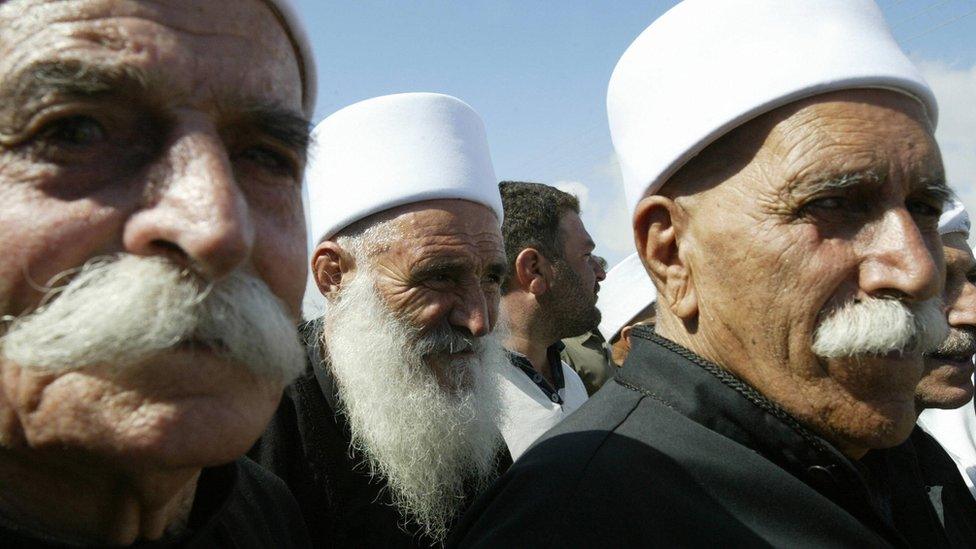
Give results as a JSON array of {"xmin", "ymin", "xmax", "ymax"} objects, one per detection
[{"xmin": 294, "ymin": 0, "xmax": 976, "ymax": 266}]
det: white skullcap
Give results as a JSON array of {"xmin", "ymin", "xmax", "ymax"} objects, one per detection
[
  {"xmin": 597, "ymin": 253, "xmax": 657, "ymax": 342},
  {"xmin": 307, "ymin": 93, "xmax": 502, "ymax": 242},
  {"xmin": 608, "ymin": 0, "xmax": 938, "ymax": 215},
  {"xmin": 939, "ymin": 199, "xmax": 971, "ymax": 239},
  {"xmin": 263, "ymin": 0, "xmax": 317, "ymax": 116}
]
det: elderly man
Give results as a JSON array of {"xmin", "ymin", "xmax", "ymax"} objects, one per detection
[
  {"xmin": 0, "ymin": 0, "xmax": 315, "ymax": 546},
  {"xmin": 251, "ymin": 93, "xmax": 510, "ymax": 547},
  {"xmin": 495, "ymin": 182, "xmax": 603, "ymax": 460},
  {"xmin": 451, "ymin": 1, "xmax": 952, "ymax": 546}
]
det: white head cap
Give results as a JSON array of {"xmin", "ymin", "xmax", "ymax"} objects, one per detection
[
  {"xmin": 608, "ymin": 0, "xmax": 938, "ymax": 215},
  {"xmin": 263, "ymin": 0, "xmax": 317, "ymax": 116},
  {"xmin": 939, "ymin": 199, "xmax": 971, "ymax": 239},
  {"xmin": 597, "ymin": 253, "xmax": 658, "ymax": 342},
  {"xmin": 307, "ymin": 93, "xmax": 502, "ymax": 243}
]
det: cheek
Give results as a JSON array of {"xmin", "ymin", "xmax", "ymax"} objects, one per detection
[
  {"xmin": 251, "ymin": 212, "xmax": 306, "ymax": 319},
  {"xmin": 0, "ymin": 188, "xmax": 126, "ymax": 316}
]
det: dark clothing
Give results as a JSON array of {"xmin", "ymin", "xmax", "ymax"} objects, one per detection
[
  {"xmin": 911, "ymin": 427, "xmax": 976, "ymax": 546},
  {"xmin": 863, "ymin": 428, "xmax": 953, "ymax": 548},
  {"xmin": 508, "ymin": 341, "xmax": 567, "ymax": 404},
  {"xmin": 251, "ymin": 322, "xmax": 510, "ymax": 548},
  {"xmin": 560, "ymin": 331, "xmax": 615, "ymax": 396},
  {"xmin": 0, "ymin": 457, "xmax": 311, "ymax": 548},
  {"xmin": 450, "ymin": 327, "xmax": 904, "ymax": 548}
]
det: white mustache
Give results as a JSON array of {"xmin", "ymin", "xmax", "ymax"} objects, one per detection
[
  {"xmin": 0, "ymin": 255, "xmax": 305, "ymax": 385},
  {"xmin": 811, "ymin": 296, "xmax": 948, "ymax": 359}
]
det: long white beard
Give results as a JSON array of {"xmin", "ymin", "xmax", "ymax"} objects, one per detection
[
  {"xmin": 0, "ymin": 255, "xmax": 304, "ymax": 385},
  {"xmin": 321, "ymin": 270, "xmax": 506, "ymax": 542},
  {"xmin": 812, "ymin": 296, "xmax": 948, "ymax": 359}
]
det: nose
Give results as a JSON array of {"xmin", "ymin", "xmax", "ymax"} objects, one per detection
[
  {"xmin": 858, "ymin": 208, "xmax": 941, "ymax": 302},
  {"xmin": 123, "ymin": 120, "xmax": 254, "ymax": 279},
  {"xmin": 948, "ymin": 280, "xmax": 976, "ymax": 330},
  {"xmin": 449, "ymin": 285, "xmax": 492, "ymax": 338},
  {"xmin": 593, "ymin": 258, "xmax": 607, "ymax": 283}
]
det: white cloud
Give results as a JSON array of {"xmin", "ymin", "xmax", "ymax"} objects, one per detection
[
  {"xmin": 552, "ymin": 180, "xmax": 592, "ymax": 211},
  {"xmin": 553, "ymin": 156, "xmax": 634, "ymax": 266},
  {"xmin": 917, "ymin": 60, "xmax": 976, "ymax": 242}
]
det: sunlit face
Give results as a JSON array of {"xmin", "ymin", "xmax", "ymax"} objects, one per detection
[
  {"xmin": 918, "ymin": 232, "xmax": 976, "ymax": 410},
  {"xmin": 0, "ymin": 0, "xmax": 308, "ymax": 467},
  {"xmin": 674, "ymin": 89, "xmax": 946, "ymax": 456},
  {"xmin": 542, "ymin": 211, "xmax": 606, "ymax": 338},
  {"xmin": 361, "ymin": 199, "xmax": 506, "ymax": 384}
]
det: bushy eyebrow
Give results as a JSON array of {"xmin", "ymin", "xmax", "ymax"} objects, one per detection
[
  {"xmin": 232, "ymin": 103, "xmax": 312, "ymax": 160},
  {"xmin": 916, "ymin": 177, "xmax": 955, "ymax": 207},
  {"xmin": 412, "ymin": 257, "xmax": 509, "ymax": 281},
  {"xmin": 0, "ymin": 59, "xmax": 311, "ymax": 157},
  {"xmin": 787, "ymin": 170, "xmax": 882, "ymax": 199},
  {"xmin": 0, "ymin": 60, "xmax": 153, "ymax": 105},
  {"xmin": 785, "ymin": 169, "xmax": 954, "ymax": 208}
]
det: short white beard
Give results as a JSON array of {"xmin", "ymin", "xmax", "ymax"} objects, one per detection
[
  {"xmin": 812, "ymin": 296, "xmax": 948, "ymax": 359},
  {"xmin": 321, "ymin": 269, "xmax": 505, "ymax": 542},
  {"xmin": 1, "ymin": 255, "xmax": 304, "ymax": 385}
]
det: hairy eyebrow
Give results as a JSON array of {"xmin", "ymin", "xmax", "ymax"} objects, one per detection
[
  {"xmin": 0, "ymin": 60, "xmax": 153, "ymax": 105},
  {"xmin": 412, "ymin": 257, "xmax": 509, "ymax": 280},
  {"xmin": 787, "ymin": 170, "xmax": 883, "ymax": 199},
  {"xmin": 916, "ymin": 176, "xmax": 955, "ymax": 207},
  {"xmin": 233, "ymin": 103, "xmax": 311, "ymax": 158}
]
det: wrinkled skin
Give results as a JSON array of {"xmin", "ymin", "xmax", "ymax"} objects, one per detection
[
  {"xmin": 0, "ymin": 0, "xmax": 306, "ymax": 543},
  {"xmin": 917, "ymin": 232, "xmax": 976, "ymax": 410},
  {"xmin": 638, "ymin": 89, "xmax": 947, "ymax": 459},
  {"xmin": 315, "ymin": 199, "xmax": 506, "ymax": 387}
]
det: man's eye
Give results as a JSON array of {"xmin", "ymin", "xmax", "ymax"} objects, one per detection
[
  {"xmin": 906, "ymin": 200, "xmax": 942, "ymax": 217},
  {"xmin": 239, "ymin": 146, "xmax": 295, "ymax": 177},
  {"xmin": 483, "ymin": 273, "xmax": 503, "ymax": 285},
  {"xmin": 38, "ymin": 115, "xmax": 106, "ymax": 147},
  {"xmin": 806, "ymin": 196, "xmax": 845, "ymax": 210}
]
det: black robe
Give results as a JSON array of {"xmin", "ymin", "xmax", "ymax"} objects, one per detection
[
  {"xmin": 0, "ymin": 457, "xmax": 310, "ymax": 548},
  {"xmin": 250, "ymin": 322, "xmax": 510, "ymax": 548},
  {"xmin": 910, "ymin": 426, "xmax": 976, "ymax": 546},
  {"xmin": 449, "ymin": 327, "xmax": 907, "ymax": 547}
]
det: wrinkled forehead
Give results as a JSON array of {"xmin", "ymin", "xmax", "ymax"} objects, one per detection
[
  {"xmin": 0, "ymin": 0, "xmax": 303, "ymax": 114},
  {"xmin": 762, "ymin": 90, "xmax": 943, "ymax": 183},
  {"xmin": 375, "ymin": 200, "xmax": 505, "ymax": 262}
]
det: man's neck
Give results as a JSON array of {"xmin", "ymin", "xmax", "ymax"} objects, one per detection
[
  {"xmin": 505, "ymin": 330, "xmax": 558, "ymax": 386},
  {"xmin": 0, "ymin": 448, "xmax": 201, "ymax": 545}
]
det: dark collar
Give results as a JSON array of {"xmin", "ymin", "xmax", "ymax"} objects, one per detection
[
  {"xmin": 619, "ymin": 326, "xmax": 902, "ymax": 541},
  {"xmin": 506, "ymin": 343, "xmax": 566, "ymax": 404}
]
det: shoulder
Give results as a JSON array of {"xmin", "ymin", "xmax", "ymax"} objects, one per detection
[
  {"xmin": 216, "ymin": 457, "xmax": 312, "ymax": 548},
  {"xmin": 452, "ymin": 379, "xmax": 886, "ymax": 547}
]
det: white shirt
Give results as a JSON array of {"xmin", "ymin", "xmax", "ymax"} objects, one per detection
[{"xmin": 496, "ymin": 353, "xmax": 588, "ymax": 461}]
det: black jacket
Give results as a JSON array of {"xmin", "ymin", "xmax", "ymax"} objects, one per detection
[
  {"xmin": 908, "ymin": 427, "xmax": 976, "ymax": 546},
  {"xmin": 450, "ymin": 327, "xmax": 905, "ymax": 547},
  {"xmin": 0, "ymin": 457, "xmax": 310, "ymax": 548},
  {"xmin": 251, "ymin": 322, "xmax": 509, "ymax": 548}
]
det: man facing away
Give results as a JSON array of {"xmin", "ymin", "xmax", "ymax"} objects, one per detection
[
  {"xmin": 252, "ymin": 93, "xmax": 511, "ymax": 548},
  {"xmin": 494, "ymin": 182, "xmax": 605, "ymax": 460},
  {"xmin": 0, "ymin": 0, "xmax": 317, "ymax": 546},
  {"xmin": 451, "ymin": 1, "xmax": 952, "ymax": 546}
]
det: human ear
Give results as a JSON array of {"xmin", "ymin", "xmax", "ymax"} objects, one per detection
[
  {"xmin": 634, "ymin": 195, "xmax": 698, "ymax": 321},
  {"xmin": 514, "ymin": 248, "xmax": 550, "ymax": 296},
  {"xmin": 311, "ymin": 241, "xmax": 354, "ymax": 298}
]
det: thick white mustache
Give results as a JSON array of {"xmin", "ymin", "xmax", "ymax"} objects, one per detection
[
  {"xmin": 812, "ymin": 296, "xmax": 948, "ymax": 359},
  {"xmin": 1, "ymin": 255, "xmax": 305, "ymax": 385}
]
